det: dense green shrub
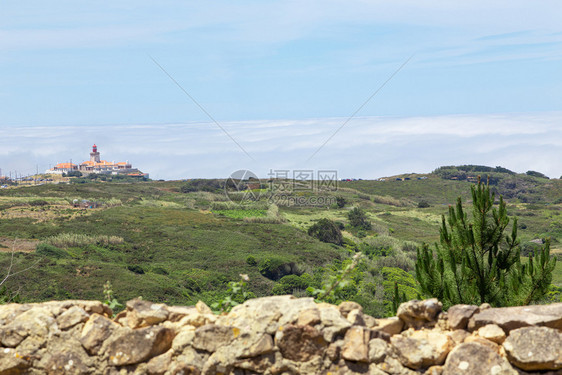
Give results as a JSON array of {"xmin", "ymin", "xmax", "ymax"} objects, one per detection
[
  {"xmin": 307, "ymin": 219, "xmax": 343, "ymax": 245},
  {"xmin": 258, "ymin": 258, "xmax": 298, "ymax": 280},
  {"xmin": 246, "ymin": 255, "xmax": 257, "ymax": 266},
  {"xmin": 127, "ymin": 265, "xmax": 145, "ymax": 274},
  {"xmin": 36, "ymin": 243, "xmax": 68, "ymax": 258},
  {"xmin": 271, "ymin": 275, "xmax": 310, "ymax": 295},
  {"xmin": 335, "ymin": 196, "xmax": 346, "ymax": 208},
  {"xmin": 180, "ymin": 179, "xmax": 224, "ymax": 193},
  {"xmin": 526, "ymin": 170, "xmax": 549, "ymax": 179},
  {"xmin": 417, "ymin": 200, "xmax": 430, "ymax": 208},
  {"xmin": 348, "ymin": 207, "xmax": 371, "ymax": 230}
]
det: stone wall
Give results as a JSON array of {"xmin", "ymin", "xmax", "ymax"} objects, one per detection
[{"xmin": 0, "ymin": 296, "xmax": 561, "ymax": 374}]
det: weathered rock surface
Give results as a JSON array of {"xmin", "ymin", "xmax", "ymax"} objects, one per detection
[
  {"xmin": 0, "ymin": 297, "xmax": 559, "ymax": 374},
  {"xmin": 397, "ymin": 298, "xmax": 442, "ymax": 329},
  {"xmin": 468, "ymin": 303, "xmax": 562, "ymax": 332},
  {"xmin": 391, "ymin": 330, "xmax": 454, "ymax": 369},
  {"xmin": 503, "ymin": 326, "xmax": 562, "ymax": 371},
  {"xmin": 442, "ymin": 342, "xmax": 517, "ymax": 375},
  {"xmin": 447, "ymin": 304, "xmax": 479, "ymax": 330}
]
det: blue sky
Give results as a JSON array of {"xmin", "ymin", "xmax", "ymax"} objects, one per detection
[{"xmin": 1, "ymin": 1, "xmax": 561, "ymax": 179}]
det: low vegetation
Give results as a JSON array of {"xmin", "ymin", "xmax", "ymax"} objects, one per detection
[{"xmin": 0, "ymin": 165, "xmax": 560, "ymax": 316}]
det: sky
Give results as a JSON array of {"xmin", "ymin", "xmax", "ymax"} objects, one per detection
[{"xmin": 1, "ymin": 1, "xmax": 561, "ymax": 180}]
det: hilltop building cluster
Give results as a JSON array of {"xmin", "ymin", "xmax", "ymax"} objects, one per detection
[{"xmin": 46, "ymin": 145, "xmax": 147, "ymax": 178}]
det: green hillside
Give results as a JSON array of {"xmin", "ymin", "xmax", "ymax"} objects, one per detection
[{"xmin": 0, "ymin": 166, "xmax": 560, "ymax": 316}]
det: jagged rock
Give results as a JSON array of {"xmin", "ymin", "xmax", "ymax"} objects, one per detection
[
  {"xmin": 0, "ymin": 348, "xmax": 32, "ymax": 374},
  {"xmin": 468, "ymin": 303, "xmax": 562, "ymax": 332},
  {"xmin": 374, "ymin": 317, "xmax": 404, "ymax": 336},
  {"xmin": 42, "ymin": 350, "xmax": 92, "ymax": 375},
  {"xmin": 126, "ymin": 299, "xmax": 169, "ymax": 329},
  {"xmin": 446, "ymin": 329, "xmax": 470, "ymax": 345},
  {"xmin": 57, "ymin": 306, "xmax": 89, "ymax": 330},
  {"xmin": 377, "ymin": 354, "xmax": 419, "ymax": 375},
  {"xmin": 218, "ymin": 295, "xmax": 317, "ymax": 336},
  {"xmin": 478, "ymin": 324, "xmax": 506, "ymax": 344},
  {"xmin": 503, "ymin": 326, "xmax": 562, "ymax": 371},
  {"xmin": 233, "ymin": 353, "xmax": 276, "ymax": 373},
  {"xmin": 297, "ymin": 307, "xmax": 320, "ymax": 326},
  {"xmin": 364, "ymin": 314, "xmax": 378, "ymax": 328},
  {"xmin": 80, "ymin": 313, "xmax": 120, "ymax": 355},
  {"xmin": 192, "ymin": 324, "xmax": 236, "ymax": 353},
  {"xmin": 447, "ymin": 304, "xmax": 479, "ymax": 330},
  {"xmin": 369, "ymin": 338, "xmax": 389, "ymax": 363},
  {"xmin": 347, "ymin": 309, "xmax": 366, "ymax": 326},
  {"xmin": 341, "ymin": 326, "xmax": 370, "ymax": 362},
  {"xmin": 317, "ymin": 305, "xmax": 352, "ymax": 342},
  {"xmin": 338, "ymin": 301, "xmax": 363, "ymax": 318},
  {"xmin": 275, "ymin": 324, "xmax": 328, "ymax": 362},
  {"xmin": 426, "ymin": 365, "xmax": 443, "ymax": 375},
  {"xmin": 397, "ymin": 299, "xmax": 442, "ymax": 329},
  {"xmin": 442, "ymin": 342, "xmax": 517, "ymax": 375},
  {"xmin": 173, "ymin": 347, "xmax": 205, "ymax": 372},
  {"xmin": 146, "ymin": 349, "xmax": 173, "ymax": 375},
  {"xmin": 464, "ymin": 335, "xmax": 500, "ymax": 352},
  {"xmin": 166, "ymin": 305, "xmax": 197, "ymax": 322},
  {"xmin": 105, "ymin": 326, "xmax": 175, "ymax": 366},
  {"xmin": 171, "ymin": 325, "xmax": 196, "ymax": 353},
  {"xmin": 195, "ymin": 301, "xmax": 213, "ymax": 315},
  {"xmin": 391, "ymin": 330, "xmax": 453, "ymax": 370}
]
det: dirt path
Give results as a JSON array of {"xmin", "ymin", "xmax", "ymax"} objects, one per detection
[{"xmin": 0, "ymin": 238, "xmax": 38, "ymax": 253}]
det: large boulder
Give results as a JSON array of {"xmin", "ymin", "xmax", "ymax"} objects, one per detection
[
  {"xmin": 442, "ymin": 342, "xmax": 517, "ymax": 375},
  {"xmin": 397, "ymin": 299, "xmax": 442, "ymax": 329},
  {"xmin": 468, "ymin": 303, "xmax": 562, "ymax": 332},
  {"xmin": 391, "ymin": 330, "xmax": 454, "ymax": 370},
  {"xmin": 447, "ymin": 304, "xmax": 479, "ymax": 330},
  {"xmin": 105, "ymin": 326, "xmax": 175, "ymax": 366},
  {"xmin": 503, "ymin": 326, "xmax": 562, "ymax": 371}
]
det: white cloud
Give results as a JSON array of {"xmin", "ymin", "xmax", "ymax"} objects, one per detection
[{"xmin": 1, "ymin": 112, "xmax": 561, "ymax": 180}]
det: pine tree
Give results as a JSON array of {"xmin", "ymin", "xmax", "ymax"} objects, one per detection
[{"xmin": 415, "ymin": 178, "xmax": 556, "ymax": 308}]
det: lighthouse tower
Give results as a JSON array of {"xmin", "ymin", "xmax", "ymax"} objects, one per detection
[{"xmin": 90, "ymin": 144, "xmax": 100, "ymax": 163}]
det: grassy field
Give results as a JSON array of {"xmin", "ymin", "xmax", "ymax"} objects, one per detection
[{"xmin": 0, "ymin": 169, "xmax": 560, "ymax": 315}]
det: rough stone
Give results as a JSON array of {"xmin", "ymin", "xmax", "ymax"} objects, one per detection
[
  {"xmin": 369, "ymin": 338, "xmax": 389, "ymax": 363},
  {"xmin": 478, "ymin": 324, "xmax": 506, "ymax": 344},
  {"xmin": 347, "ymin": 309, "xmax": 366, "ymax": 326},
  {"xmin": 275, "ymin": 324, "xmax": 328, "ymax": 362},
  {"xmin": 192, "ymin": 324, "xmax": 236, "ymax": 353},
  {"xmin": 503, "ymin": 326, "xmax": 562, "ymax": 371},
  {"xmin": 57, "ymin": 306, "xmax": 89, "ymax": 330},
  {"xmin": 468, "ymin": 303, "xmax": 562, "ymax": 332},
  {"xmin": 195, "ymin": 300, "xmax": 213, "ymax": 315},
  {"xmin": 391, "ymin": 330, "xmax": 453, "ymax": 370},
  {"xmin": 464, "ymin": 335, "xmax": 500, "ymax": 352},
  {"xmin": 126, "ymin": 299, "xmax": 169, "ymax": 329},
  {"xmin": 105, "ymin": 326, "xmax": 175, "ymax": 366},
  {"xmin": 447, "ymin": 304, "xmax": 479, "ymax": 330},
  {"xmin": 171, "ymin": 325, "xmax": 196, "ymax": 353},
  {"xmin": 146, "ymin": 350, "xmax": 173, "ymax": 375},
  {"xmin": 341, "ymin": 326, "xmax": 370, "ymax": 362},
  {"xmin": 317, "ymin": 305, "xmax": 352, "ymax": 342},
  {"xmin": 446, "ymin": 329, "xmax": 470, "ymax": 345},
  {"xmin": 397, "ymin": 299, "xmax": 442, "ymax": 329},
  {"xmin": 297, "ymin": 307, "xmax": 320, "ymax": 326},
  {"xmin": 374, "ymin": 317, "xmax": 404, "ymax": 336},
  {"xmin": 80, "ymin": 313, "xmax": 120, "ymax": 355},
  {"xmin": 218, "ymin": 295, "xmax": 317, "ymax": 336},
  {"xmin": 442, "ymin": 342, "xmax": 517, "ymax": 375},
  {"xmin": 0, "ymin": 347, "xmax": 32, "ymax": 374},
  {"xmin": 338, "ymin": 301, "xmax": 363, "ymax": 318}
]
